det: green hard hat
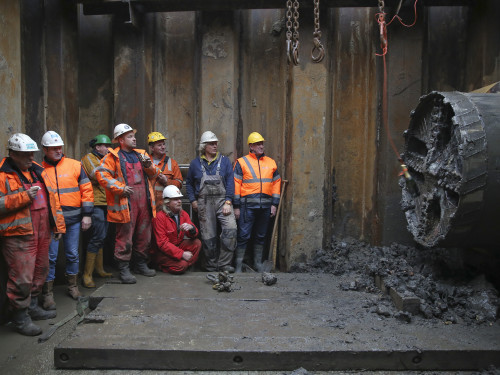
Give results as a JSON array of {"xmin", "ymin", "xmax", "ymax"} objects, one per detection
[{"xmin": 90, "ymin": 134, "xmax": 112, "ymax": 148}]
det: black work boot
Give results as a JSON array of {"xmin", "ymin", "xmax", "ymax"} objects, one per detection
[
  {"xmin": 118, "ymin": 261, "xmax": 137, "ymax": 284},
  {"xmin": 12, "ymin": 308, "xmax": 42, "ymax": 336},
  {"xmin": 253, "ymin": 245, "xmax": 264, "ymax": 273},
  {"xmin": 28, "ymin": 296, "xmax": 57, "ymax": 321},
  {"xmin": 133, "ymin": 258, "xmax": 156, "ymax": 277},
  {"xmin": 234, "ymin": 247, "xmax": 246, "ymax": 273}
]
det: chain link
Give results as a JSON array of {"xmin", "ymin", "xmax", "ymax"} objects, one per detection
[
  {"xmin": 311, "ymin": 0, "xmax": 324, "ymax": 62},
  {"xmin": 291, "ymin": 0, "xmax": 300, "ymax": 65},
  {"xmin": 286, "ymin": 0, "xmax": 293, "ymax": 64}
]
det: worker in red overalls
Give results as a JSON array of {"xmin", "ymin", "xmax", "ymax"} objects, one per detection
[
  {"xmin": 0, "ymin": 133, "xmax": 65, "ymax": 336},
  {"xmin": 96, "ymin": 124, "xmax": 161, "ymax": 284}
]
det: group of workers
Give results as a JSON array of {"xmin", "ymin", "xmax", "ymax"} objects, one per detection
[{"xmin": 0, "ymin": 124, "xmax": 281, "ymax": 337}]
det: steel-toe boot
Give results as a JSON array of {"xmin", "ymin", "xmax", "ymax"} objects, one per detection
[
  {"xmin": 66, "ymin": 274, "xmax": 81, "ymax": 299},
  {"xmin": 95, "ymin": 249, "xmax": 112, "ymax": 277},
  {"xmin": 28, "ymin": 296, "xmax": 56, "ymax": 320},
  {"xmin": 83, "ymin": 252, "xmax": 97, "ymax": 288},
  {"xmin": 12, "ymin": 308, "xmax": 42, "ymax": 336},
  {"xmin": 118, "ymin": 261, "xmax": 137, "ymax": 284},
  {"xmin": 133, "ymin": 258, "xmax": 156, "ymax": 277},
  {"xmin": 234, "ymin": 247, "xmax": 246, "ymax": 273},
  {"xmin": 40, "ymin": 281, "xmax": 56, "ymax": 310},
  {"xmin": 253, "ymin": 244, "xmax": 264, "ymax": 273}
]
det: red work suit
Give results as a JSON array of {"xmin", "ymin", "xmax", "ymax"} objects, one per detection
[{"xmin": 151, "ymin": 208, "xmax": 201, "ymax": 274}]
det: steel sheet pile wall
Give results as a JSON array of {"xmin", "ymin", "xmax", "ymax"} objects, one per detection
[{"xmin": 1, "ymin": 1, "xmax": 499, "ymax": 269}]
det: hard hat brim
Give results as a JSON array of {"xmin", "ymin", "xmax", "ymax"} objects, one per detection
[{"xmin": 112, "ymin": 129, "xmax": 137, "ymax": 143}]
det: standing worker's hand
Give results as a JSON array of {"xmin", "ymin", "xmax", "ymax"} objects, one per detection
[
  {"xmin": 157, "ymin": 174, "xmax": 168, "ymax": 186},
  {"xmin": 182, "ymin": 251, "xmax": 193, "ymax": 261},
  {"xmin": 81, "ymin": 216, "xmax": 92, "ymax": 231},
  {"xmin": 191, "ymin": 200, "xmax": 198, "ymax": 212},
  {"xmin": 270, "ymin": 205, "xmax": 277, "ymax": 217},
  {"xmin": 222, "ymin": 201, "xmax": 232, "ymax": 216},
  {"xmin": 53, "ymin": 233, "xmax": 62, "ymax": 241},
  {"xmin": 27, "ymin": 186, "xmax": 41, "ymax": 200},
  {"xmin": 234, "ymin": 208, "xmax": 240, "ymax": 220},
  {"xmin": 121, "ymin": 186, "xmax": 134, "ymax": 197},
  {"xmin": 139, "ymin": 153, "xmax": 152, "ymax": 168}
]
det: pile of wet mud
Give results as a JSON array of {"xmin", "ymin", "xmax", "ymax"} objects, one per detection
[{"xmin": 290, "ymin": 236, "xmax": 499, "ymax": 325}]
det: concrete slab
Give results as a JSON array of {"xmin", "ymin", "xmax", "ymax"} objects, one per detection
[{"xmin": 55, "ymin": 273, "xmax": 500, "ymax": 371}]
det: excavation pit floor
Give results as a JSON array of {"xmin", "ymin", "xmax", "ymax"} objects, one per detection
[{"xmin": 55, "ymin": 273, "xmax": 500, "ymax": 371}]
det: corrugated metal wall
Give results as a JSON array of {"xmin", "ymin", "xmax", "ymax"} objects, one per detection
[{"xmin": 1, "ymin": 0, "xmax": 499, "ymax": 269}]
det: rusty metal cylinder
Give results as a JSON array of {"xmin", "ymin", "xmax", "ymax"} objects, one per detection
[{"xmin": 400, "ymin": 91, "xmax": 500, "ymax": 249}]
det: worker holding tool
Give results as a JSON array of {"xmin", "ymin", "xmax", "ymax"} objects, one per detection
[
  {"xmin": 233, "ymin": 132, "xmax": 281, "ymax": 273},
  {"xmin": 150, "ymin": 185, "xmax": 201, "ymax": 274},
  {"xmin": 0, "ymin": 133, "xmax": 65, "ymax": 336},
  {"xmin": 80, "ymin": 134, "xmax": 114, "ymax": 288},
  {"xmin": 41, "ymin": 130, "xmax": 94, "ymax": 306},
  {"xmin": 147, "ymin": 131, "xmax": 183, "ymax": 211},
  {"xmin": 96, "ymin": 123, "xmax": 160, "ymax": 284},
  {"xmin": 186, "ymin": 131, "xmax": 237, "ymax": 272}
]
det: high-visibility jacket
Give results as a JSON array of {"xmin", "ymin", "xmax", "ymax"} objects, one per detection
[
  {"xmin": 81, "ymin": 150, "xmax": 108, "ymax": 206},
  {"xmin": 42, "ymin": 156, "xmax": 94, "ymax": 226},
  {"xmin": 0, "ymin": 158, "xmax": 66, "ymax": 236},
  {"xmin": 96, "ymin": 147, "xmax": 160, "ymax": 223},
  {"xmin": 233, "ymin": 152, "xmax": 281, "ymax": 209},
  {"xmin": 153, "ymin": 155, "xmax": 183, "ymax": 209}
]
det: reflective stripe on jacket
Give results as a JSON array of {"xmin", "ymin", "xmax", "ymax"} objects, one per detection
[
  {"xmin": 233, "ymin": 153, "xmax": 281, "ymax": 209},
  {"xmin": 81, "ymin": 151, "xmax": 108, "ymax": 206},
  {"xmin": 42, "ymin": 156, "xmax": 94, "ymax": 225},
  {"xmin": 96, "ymin": 147, "xmax": 160, "ymax": 223},
  {"xmin": 0, "ymin": 158, "xmax": 66, "ymax": 236}
]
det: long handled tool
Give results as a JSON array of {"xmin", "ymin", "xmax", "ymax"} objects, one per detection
[{"xmin": 263, "ymin": 180, "xmax": 288, "ymax": 272}]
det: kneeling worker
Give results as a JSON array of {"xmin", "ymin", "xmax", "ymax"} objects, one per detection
[{"xmin": 151, "ymin": 185, "xmax": 201, "ymax": 274}]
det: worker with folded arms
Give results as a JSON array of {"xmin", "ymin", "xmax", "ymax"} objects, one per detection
[
  {"xmin": 186, "ymin": 131, "xmax": 237, "ymax": 272},
  {"xmin": 80, "ymin": 134, "xmax": 114, "ymax": 288},
  {"xmin": 147, "ymin": 131, "xmax": 183, "ymax": 211},
  {"xmin": 96, "ymin": 123, "xmax": 161, "ymax": 284},
  {"xmin": 41, "ymin": 130, "xmax": 94, "ymax": 307},
  {"xmin": 150, "ymin": 185, "xmax": 201, "ymax": 274},
  {"xmin": 0, "ymin": 133, "xmax": 65, "ymax": 336},
  {"xmin": 233, "ymin": 132, "xmax": 281, "ymax": 272}
]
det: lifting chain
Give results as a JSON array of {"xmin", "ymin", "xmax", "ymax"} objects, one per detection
[
  {"xmin": 311, "ymin": 0, "xmax": 325, "ymax": 62},
  {"xmin": 286, "ymin": 0, "xmax": 300, "ymax": 66}
]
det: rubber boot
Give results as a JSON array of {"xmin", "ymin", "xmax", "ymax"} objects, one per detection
[
  {"xmin": 40, "ymin": 281, "xmax": 56, "ymax": 311},
  {"xmin": 28, "ymin": 296, "xmax": 56, "ymax": 321},
  {"xmin": 83, "ymin": 252, "xmax": 97, "ymax": 288},
  {"xmin": 12, "ymin": 308, "xmax": 42, "ymax": 336},
  {"xmin": 66, "ymin": 274, "xmax": 81, "ymax": 300},
  {"xmin": 133, "ymin": 258, "xmax": 156, "ymax": 277},
  {"xmin": 118, "ymin": 261, "xmax": 137, "ymax": 284},
  {"xmin": 95, "ymin": 249, "xmax": 112, "ymax": 277},
  {"xmin": 234, "ymin": 247, "xmax": 246, "ymax": 273},
  {"xmin": 253, "ymin": 244, "xmax": 264, "ymax": 273}
]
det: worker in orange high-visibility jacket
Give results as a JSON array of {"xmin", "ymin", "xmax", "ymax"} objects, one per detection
[
  {"xmin": 0, "ymin": 133, "xmax": 65, "ymax": 336},
  {"xmin": 147, "ymin": 131, "xmax": 183, "ymax": 211},
  {"xmin": 233, "ymin": 132, "xmax": 281, "ymax": 273},
  {"xmin": 96, "ymin": 123, "xmax": 161, "ymax": 284},
  {"xmin": 41, "ymin": 131, "xmax": 94, "ymax": 307}
]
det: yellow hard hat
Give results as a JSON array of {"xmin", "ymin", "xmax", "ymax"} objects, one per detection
[
  {"xmin": 147, "ymin": 131, "xmax": 167, "ymax": 144},
  {"xmin": 247, "ymin": 132, "xmax": 265, "ymax": 145}
]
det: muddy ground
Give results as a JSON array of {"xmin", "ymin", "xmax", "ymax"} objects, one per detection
[{"xmin": 290, "ymin": 236, "xmax": 499, "ymax": 326}]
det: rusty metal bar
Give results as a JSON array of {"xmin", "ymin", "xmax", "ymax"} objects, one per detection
[{"xmin": 80, "ymin": 0, "xmax": 474, "ymax": 15}]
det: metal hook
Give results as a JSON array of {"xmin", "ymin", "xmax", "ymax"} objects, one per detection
[{"xmin": 311, "ymin": 37, "xmax": 325, "ymax": 63}]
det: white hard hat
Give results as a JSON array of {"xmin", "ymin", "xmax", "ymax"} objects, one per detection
[
  {"xmin": 113, "ymin": 123, "xmax": 136, "ymax": 142},
  {"xmin": 41, "ymin": 131, "xmax": 64, "ymax": 147},
  {"xmin": 200, "ymin": 131, "xmax": 218, "ymax": 144},
  {"xmin": 8, "ymin": 133, "xmax": 40, "ymax": 152},
  {"xmin": 162, "ymin": 185, "xmax": 183, "ymax": 199}
]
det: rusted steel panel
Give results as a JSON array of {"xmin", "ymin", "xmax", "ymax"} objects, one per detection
[
  {"xmin": 330, "ymin": 8, "xmax": 378, "ymax": 242},
  {"xmin": 78, "ymin": 12, "xmax": 114, "ymax": 150},
  {"xmin": 375, "ymin": 18, "xmax": 425, "ymax": 246},
  {"xmin": 113, "ymin": 13, "xmax": 155, "ymax": 149},
  {"xmin": 199, "ymin": 11, "xmax": 237, "ymax": 161},
  {"xmin": 0, "ymin": 1, "xmax": 21, "ymax": 151},
  {"xmin": 153, "ymin": 12, "xmax": 197, "ymax": 164}
]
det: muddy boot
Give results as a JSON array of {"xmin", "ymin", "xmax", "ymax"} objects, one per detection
[
  {"xmin": 12, "ymin": 308, "xmax": 42, "ymax": 336},
  {"xmin": 66, "ymin": 274, "xmax": 81, "ymax": 300},
  {"xmin": 118, "ymin": 261, "xmax": 137, "ymax": 284},
  {"xmin": 133, "ymin": 258, "xmax": 156, "ymax": 277},
  {"xmin": 95, "ymin": 249, "xmax": 112, "ymax": 277},
  {"xmin": 40, "ymin": 281, "xmax": 56, "ymax": 311},
  {"xmin": 83, "ymin": 252, "xmax": 97, "ymax": 288},
  {"xmin": 28, "ymin": 296, "xmax": 56, "ymax": 321},
  {"xmin": 234, "ymin": 247, "xmax": 246, "ymax": 273},
  {"xmin": 221, "ymin": 265, "xmax": 235, "ymax": 273},
  {"xmin": 253, "ymin": 244, "xmax": 264, "ymax": 273}
]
